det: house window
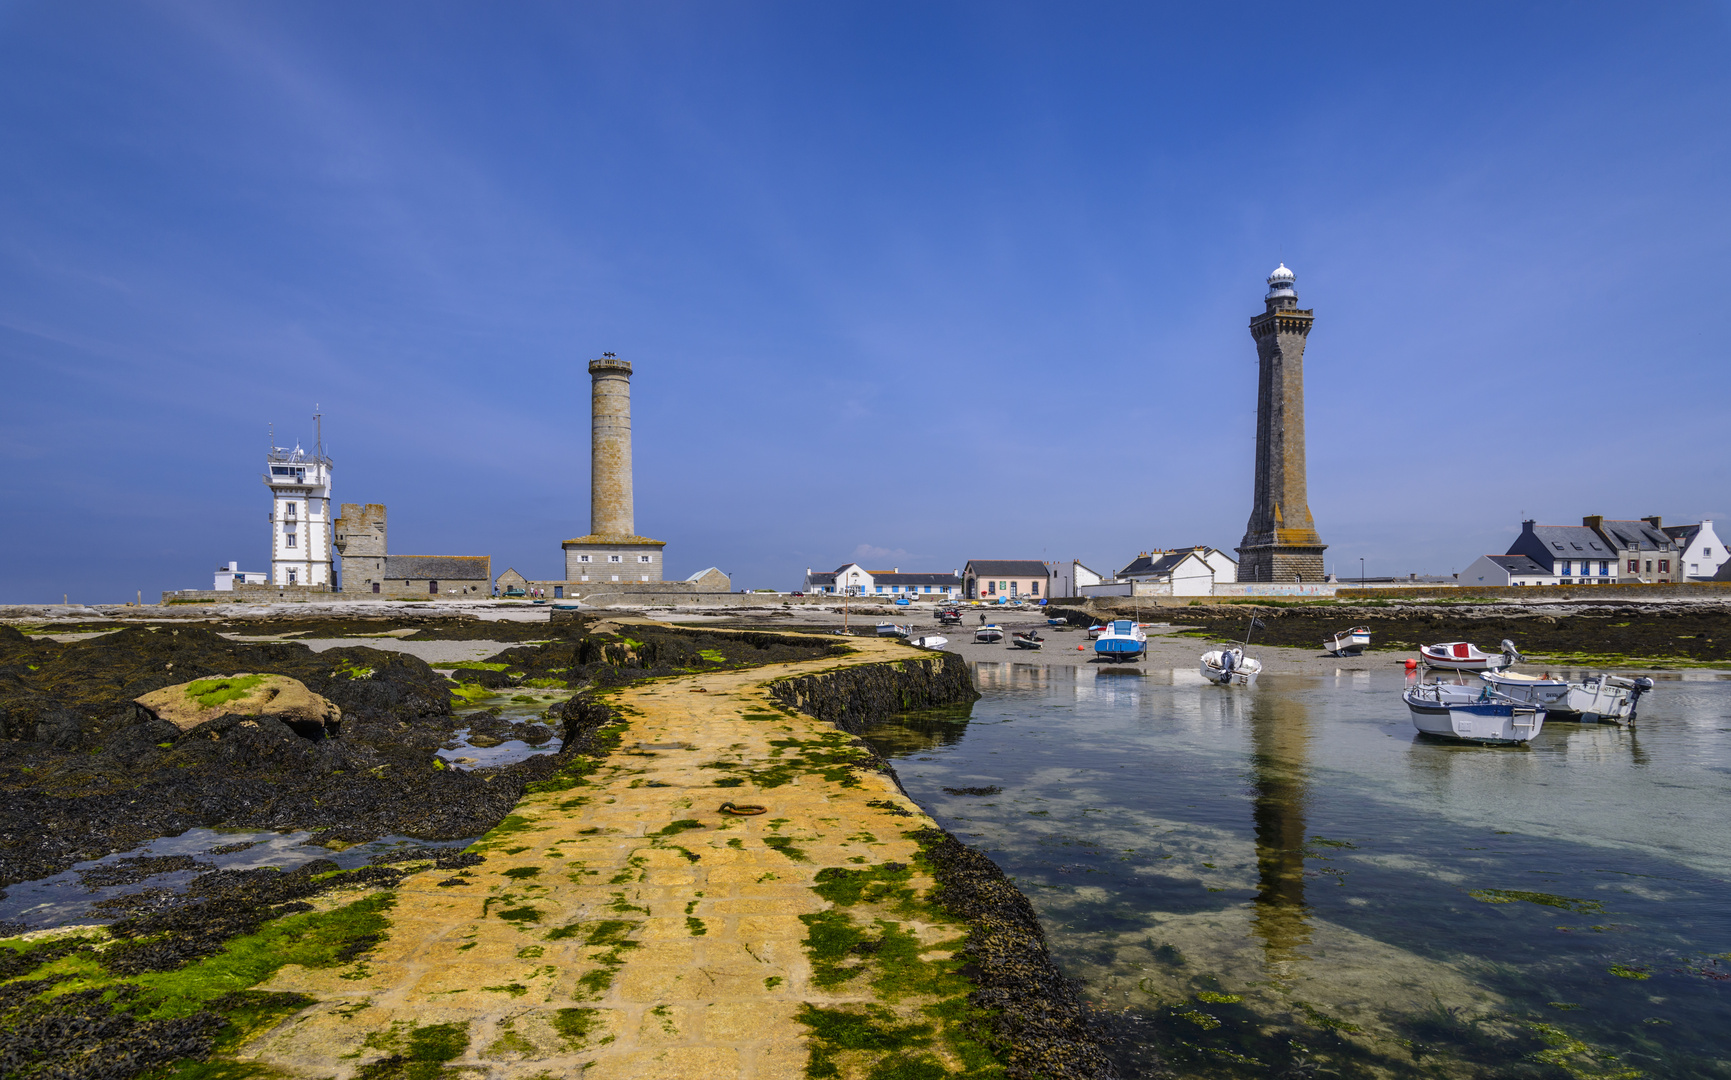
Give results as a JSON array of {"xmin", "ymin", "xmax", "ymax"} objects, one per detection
[
  {"xmin": 609, "ymin": 555, "xmax": 622, "ymax": 563},
  {"xmin": 371, "ymin": 582, "xmax": 380, "ymax": 593},
  {"xmin": 1658, "ymin": 560, "xmax": 1669, "ymax": 574},
  {"xmin": 1628, "ymin": 559, "xmax": 1639, "ymax": 573},
  {"xmin": 1031, "ymin": 581, "xmax": 1040, "ymax": 595},
  {"xmin": 610, "ymin": 574, "xmax": 619, "ymax": 582},
  {"xmin": 1599, "ymin": 562, "xmax": 1609, "ymax": 575},
  {"xmin": 579, "ymin": 555, "xmax": 591, "ymax": 563},
  {"xmin": 288, "ymin": 570, "xmax": 297, "ymax": 584},
  {"xmin": 1645, "ymin": 561, "xmax": 1653, "ymax": 573},
  {"xmin": 985, "ymin": 581, "xmax": 996, "ymax": 595},
  {"xmin": 638, "ymin": 555, "xmax": 652, "ymax": 563},
  {"xmin": 285, "ymin": 503, "xmax": 297, "ymax": 518},
  {"xmin": 285, "ymin": 532, "xmax": 297, "ymax": 548},
  {"xmin": 1705, "ymin": 548, "xmax": 1714, "ymax": 557},
  {"xmin": 1559, "ymin": 561, "xmax": 1571, "ymax": 575}
]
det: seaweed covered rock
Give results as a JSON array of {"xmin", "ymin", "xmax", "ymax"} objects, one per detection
[
  {"xmin": 134, "ymin": 674, "xmax": 340, "ymax": 738},
  {"xmin": 768, "ymin": 652, "xmax": 979, "ymax": 734}
]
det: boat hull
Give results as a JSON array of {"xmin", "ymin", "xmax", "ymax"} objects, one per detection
[
  {"xmin": 1324, "ymin": 628, "xmax": 1371, "ymax": 657},
  {"xmin": 1199, "ymin": 648, "xmax": 1261, "ymax": 686},
  {"xmin": 1404, "ymin": 689, "xmax": 1544, "ymax": 744},
  {"xmin": 1094, "ymin": 639, "xmax": 1144, "ymax": 660},
  {"xmin": 974, "ymin": 627, "xmax": 1003, "ymax": 643}
]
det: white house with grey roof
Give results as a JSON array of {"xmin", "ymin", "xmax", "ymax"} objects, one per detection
[
  {"xmin": 1505, "ymin": 521, "xmax": 1617, "ymax": 584},
  {"xmin": 1116, "ymin": 547, "xmax": 1239, "ymax": 597},
  {"xmin": 803, "ymin": 564, "xmax": 961, "ymax": 599},
  {"xmin": 1462, "ymin": 554, "xmax": 1558, "ymax": 587},
  {"xmin": 1660, "ymin": 520, "xmax": 1726, "ymax": 581}
]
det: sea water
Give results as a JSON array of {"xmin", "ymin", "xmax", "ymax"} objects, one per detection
[{"xmin": 861, "ymin": 663, "xmax": 1731, "ymax": 1080}]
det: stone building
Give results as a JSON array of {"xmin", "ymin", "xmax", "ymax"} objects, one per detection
[
  {"xmin": 1585, "ymin": 516, "xmax": 1681, "ymax": 582},
  {"xmin": 495, "ymin": 568, "xmax": 529, "ymax": 596},
  {"xmin": 1237, "ymin": 264, "xmax": 1327, "ymax": 582},
  {"xmin": 333, "ymin": 503, "xmax": 490, "ymax": 597}
]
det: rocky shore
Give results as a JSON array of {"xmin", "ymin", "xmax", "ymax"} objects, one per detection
[{"xmin": 0, "ymin": 614, "xmax": 1115, "ymax": 1080}]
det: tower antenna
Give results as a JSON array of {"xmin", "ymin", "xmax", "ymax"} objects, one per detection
[{"xmin": 314, "ymin": 406, "xmax": 324, "ymax": 461}]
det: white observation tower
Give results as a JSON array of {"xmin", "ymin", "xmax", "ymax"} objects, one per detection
[{"xmin": 264, "ymin": 413, "xmax": 334, "ymax": 588}]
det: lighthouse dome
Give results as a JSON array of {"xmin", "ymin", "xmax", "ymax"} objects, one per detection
[{"xmin": 1267, "ymin": 263, "xmax": 1295, "ymax": 287}]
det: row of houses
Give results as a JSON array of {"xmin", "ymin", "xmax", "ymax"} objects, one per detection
[
  {"xmin": 803, "ymin": 560, "xmax": 1053, "ymax": 601},
  {"xmin": 1463, "ymin": 517, "xmax": 1728, "ymax": 587},
  {"xmin": 803, "ymin": 547, "xmax": 1243, "ymax": 602}
]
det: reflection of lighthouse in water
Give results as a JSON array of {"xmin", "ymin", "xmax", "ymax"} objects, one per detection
[{"xmin": 1248, "ymin": 692, "xmax": 1313, "ymax": 975}]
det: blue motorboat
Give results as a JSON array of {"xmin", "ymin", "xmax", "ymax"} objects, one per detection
[{"xmin": 1093, "ymin": 619, "xmax": 1146, "ymax": 662}]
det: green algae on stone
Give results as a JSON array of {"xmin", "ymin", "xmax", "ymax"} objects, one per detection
[
  {"xmin": 1470, "ymin": 889, "xmax": 1604, "ymax": 913},
  {"xmin": 550, "ymin": 1007, "xmax": 605, "ymax": 1049}
]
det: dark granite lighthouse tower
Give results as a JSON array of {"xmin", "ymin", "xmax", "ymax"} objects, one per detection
[{"xmin": 1237, "ymin": 264, "xmax": 1327, "ymax": 582}]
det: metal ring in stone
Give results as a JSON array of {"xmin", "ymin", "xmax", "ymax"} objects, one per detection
[{"xmin": 718, "ymin": 803, "xmax": 767, "ymax": 816}]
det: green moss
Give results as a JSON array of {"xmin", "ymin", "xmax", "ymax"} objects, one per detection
[
  {"xmin": 653, "ymin": 819, "xmax": 704, "ymax": 837},
  {"xmin": 495, "ymin": 906, "xmax": 543, "ymax": 923},
  {"xmin": 183, "ymin": 675, "xmax": 268, "ymax": 708},
  {"xmin": 800, "ymin": 909, "xmax": 869, "ymax": 988},
  {"xmin": 551, "ymin": 1007, "xmax": 604, "ymax": 1049},
  {"xmin": 355, "ymin": 1020, "xmax": 470, "ymax": 1080},
  {"xmin": 685, "ymin": 917, "xmax": 708, "ymax": 936},
  {"xmin": 584, "ymin": 921, "xmax": 637, "ymax": 946},
  {"xmin": 124, "ymin": 893, "xmax": 396, "ymax": 1020},
  {"xmin": 1196, "ymin": 991, "xmax": 1242, "ymax": 1004},
  {"xmin": 698, "ymin": 649, "xmax": 727, "ymax": 662},
  {"xmin": 794, "ymin": 1004, "xmax": 938, "ymax": 1079},
  {"xmin": 812, "ymin": 864, "xmax": 915, "ymax": 911},
  {"xmin": 481, "ymin": 982, "xmax": 529, "ymax": 997},
  {"xmin": 714, "ymin": 777, "xmax": 744, "ymax": 787},
  {"xmin": 764, "ymin": 837, "xmax": 809, "ymax": 862},
  {"xmin": 1469, "ymin": 889, "xmax": 1603, "ymax": 912},
  {"xmin": 502, "ymin": 866, "xmax": 542, "ymax": 880},
  {"xmin": 1608, "ymin": 964, "xmax": 1650, "ymax": 980},
  {"xmin": 1178, "ymin": 1009, "xmax": 1221, "ymax": 1030}
]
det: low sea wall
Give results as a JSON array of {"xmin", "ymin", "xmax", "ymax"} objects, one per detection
[{"xmin": 767, "ymin": 650, "xmax": 980, "ymax": 734}]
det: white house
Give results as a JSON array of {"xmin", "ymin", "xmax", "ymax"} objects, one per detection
[
  {"xmin": 214, "ymin": 560, "xmax": 269, "ymax": 591},
  {"xmin": 265, "ymin": 436, "xmax": 334, "ymax": 588},
  {"xmin": 1461, "ymin": 554, "xmax": 1558, "ymax": 587},
  {"xmin": 1115, "ymin": 547, "xmax": 1239, "ymax": 597},
  {"xmin": 803, "ymin": 564, "xmax": 962, "ymax": 599},
  {"xmin": 1660, "ymin": 520, "xmax": 1727, "ymax": 581}
]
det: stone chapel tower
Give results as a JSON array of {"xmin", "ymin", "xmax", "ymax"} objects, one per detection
[{"xmin": 1236, "ymin": 264, "xmax": 1327, "ymax": 582}]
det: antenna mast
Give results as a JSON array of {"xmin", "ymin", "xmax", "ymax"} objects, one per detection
[{"xmin": 314, "ymin": 405, "xmax": 324, "ymax": 461}]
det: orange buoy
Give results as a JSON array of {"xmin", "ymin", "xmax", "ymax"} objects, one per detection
[
  {"xmin": 1404, "ymin": 658, "xmax": 1418, "ymax": 670},
  {"xmin": 1078, "ymin": 644, "xmax": 1084, "ymax": 651}
]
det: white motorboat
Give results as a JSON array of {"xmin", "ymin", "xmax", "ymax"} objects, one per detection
[
  {"xmin": 1483, "ymin": 671, "xmax": 1653, "ymax": 723},
  {"xmin": 1200, "ymin": 646, "xmax": 1262, "ymax": 686},
  {"xmin": 875, "ymin": 622, "xmax": 910, "ymax": 638},
  {"xmin": 1419, "ymin": 639, "xmax": 1520, "ymax": 671},
  {"xmin": 974, "ymin": 624, "xmax": 1003, "ymax": 643},
  {"xmin": 1092, "ymin": 620, "xmax": 1145, "ymax": 661},
  {"xmin": 1086, "ymin": 624, "xmax": 1108, "ymax": 639},
  {"xmin": 909, "ymin": 634, "xmax": 949, "ymax": 650},
  {"xmin": 1403, "ymin": 683, "xmax": 1545, "ymax": 744},
  {"xmin": 1012, "ymin": 631, "xmax": 1045, "ymax": 650},
  {"xmin": 1324, "ymin": 626, "xmax": 1371, "ymax": 657}
]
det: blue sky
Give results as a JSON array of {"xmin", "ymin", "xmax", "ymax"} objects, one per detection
[{"xmin": 2, "ymin": 2, "xmax": 1728, "ymax": 601}]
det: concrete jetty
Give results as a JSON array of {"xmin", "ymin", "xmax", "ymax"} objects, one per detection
[{"xmin": 241, "ymin": 636, "xmax": 1002, "ymax": 1080}]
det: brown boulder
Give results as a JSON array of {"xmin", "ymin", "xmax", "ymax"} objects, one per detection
[{"xmin": 134, "ymin": 673, "xmax": 341, "ymax": 739}]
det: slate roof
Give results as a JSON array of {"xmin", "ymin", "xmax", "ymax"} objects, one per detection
[
  {"xmin": 1507, "ymin": 524, "xmax": 1610, "ymax": 568},
  {"xmin": 807, "ymin": 572, "xmax": 839, "ymax": 586},
  {"xmin": 1118, "ymin": 552, "xmax": 1193, "ymax": 578},
  {"xmin": 1484, "ymin": 555, "xmax": 1551, "ymax": 576},
  {"xmin": 1662, "ymin": 523, "xmax": 1702, "ymax": 549},
  {"xmin": 965, "ymin": 560, "xmax": 1049, "ymax": 577},
  {"xmin": 870, "ymin": 572, "xmax": 962, "ymax": 586},
  {"xmin": 1595, "ymin": 519, "xmax": 1673, "ymax": 553},
  {"xmin": 1715, "ymin": 558, "xmax": 1731, "ymax": 582},
  {"xmin": 384, "ymin": 555, "xmax": 491, "ymax": 580}
]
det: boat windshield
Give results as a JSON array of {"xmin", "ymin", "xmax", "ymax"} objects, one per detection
[{"xmin": 1112, "ymin": 620, "xmax": 1133, "ymax": 633}]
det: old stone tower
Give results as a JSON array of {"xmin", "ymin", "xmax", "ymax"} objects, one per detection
[
  {"xmin": 562, "ymin": 353, "xmax": 666, "ymax": 583},
  {"xmin": 1237, "ymin": 264, "xmax": 1327, "ymax": 582}
]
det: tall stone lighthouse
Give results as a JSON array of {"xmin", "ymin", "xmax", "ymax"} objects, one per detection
[
  {"xmin": 1236, "ymin": 264, "xmax": 1327, "ymax": 582},
  {"xmin": 562, "ymin": 353, "xmax": 666, "ymax": 584}
]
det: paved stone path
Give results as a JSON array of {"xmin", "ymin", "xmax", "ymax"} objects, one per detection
[{"xmin": 246, "ymin": 636, "xmax": 972, "ymax": 1080}]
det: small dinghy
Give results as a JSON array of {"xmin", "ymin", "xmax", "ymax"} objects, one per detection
[
  {"xmin": 1086, "ymin": 623, "xmax": 1108, "ymax": 639},
  {"xmin": 936, "ymin": 610, "xmax": 964, "ymax": 626},
  {"xmin": 1403, "ymin": 683, "xmax": 1545, "ymax": 744},
  {"xmin": 1093, "ymin": 619, "xmax": 1146, "ymax": 661},
  {"xmin": 1046, "ymin": 617, "xmax": 1065, "ymax": 627},
  {"xmin": 1482, "ymin": 671, "xmax": 1653, "ymax": 724},
  {"xmin": 1324, "ymin": 626, "xmax": 1371, "ymax": 657},
  {"xmin": 1200, "ymin": 646, "xmax": 1262, "ymax": 686},
  {"xmin": 974, "ymin": 624, "xmax": 1004, "ymax": 643},
  {"xmin": 875, "ymin": 622, "xmax": 911, "ymax": 638},
  {"xmin": 1012, "ymin": 631, "xmax": 1044, "ymax": 650},
  {"xmin": 1200, "ymin": 617, "xmax": 1265, "ymax": 685},
  {"xmin": 1419, "ymin": 639, "xmax": 1520, "ymax": 671},
  {"xmin": 910, "ymin": 634, "xmax": 949, "ymax": 649}
]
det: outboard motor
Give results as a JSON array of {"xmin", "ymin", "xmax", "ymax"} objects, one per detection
[
  {"xmin": 1499, "ymin": 639, "xmax": 1523, "ymax": 665},
  {"xmin": 1628, "ymin": 677, "xmax": 1655, "ymax": 722},
  {"xmin": 1220, "ymin": 649, "xmax": 1237, "ymax": 678}
]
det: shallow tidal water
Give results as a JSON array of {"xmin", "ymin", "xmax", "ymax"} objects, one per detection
[{"xmin": 862, "ymin": 663, "xmax": 1731, "ymax": 1080}]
